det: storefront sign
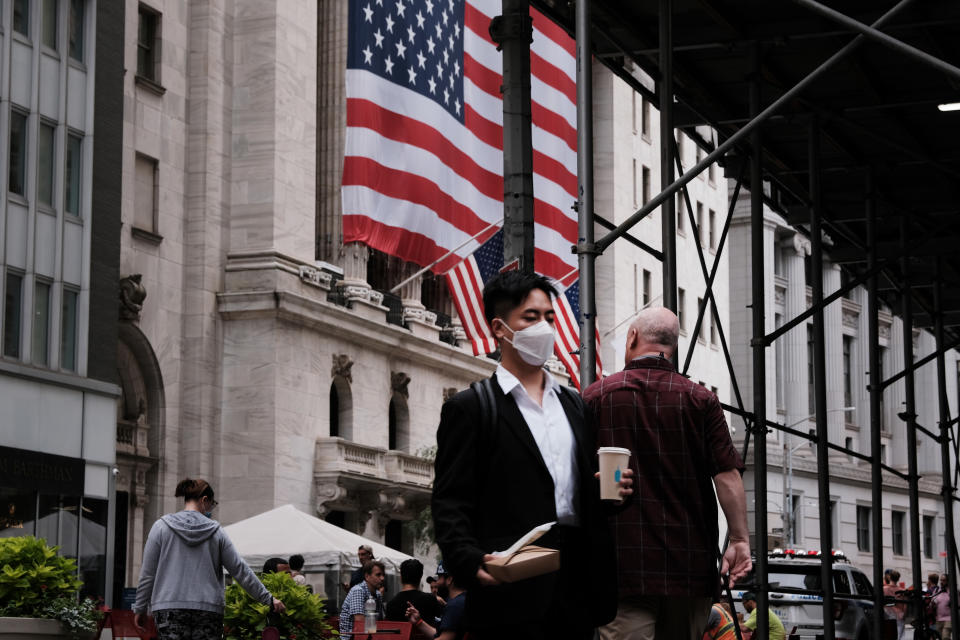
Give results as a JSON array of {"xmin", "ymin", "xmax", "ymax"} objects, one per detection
[{"xmin": 0, "ymin": 446, "xmax": 85, "ymax": 495}]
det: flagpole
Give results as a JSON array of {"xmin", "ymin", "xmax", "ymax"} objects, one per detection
[
  {"xmin": 575, "ymin": 0, "xmax": 598, "ymax": 388},
  {"xmin": 387, "ymin": 219, "xmax": 503, "ymax": 294}
]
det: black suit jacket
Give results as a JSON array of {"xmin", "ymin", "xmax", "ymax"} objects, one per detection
[{"xmin": 431, "ymin": 373, "xmax": 616, "ymax": 629}]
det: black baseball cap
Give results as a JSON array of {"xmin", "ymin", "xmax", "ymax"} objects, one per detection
[{"xmin": 742, "ymin": 592, "xmax": 757, "ymax": 602}]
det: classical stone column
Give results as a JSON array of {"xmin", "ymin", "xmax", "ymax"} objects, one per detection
[
  {"xmin": 398, "ymin": 263, "xmax": 440, "ymax": 340},
  {"xmin": 886, "ymin": 315, "xmax": 907, "ymax": 468},
  {"xmin": 782, "ymin": 234, "xmax": 811, "ymax": 452},
  {"xmin": 823, "ymin": 262, "xmax": 845, "ymax": 451},
  {"xmin": 317, "ymin": 0, "xmax": 349, "ymax": 262}
]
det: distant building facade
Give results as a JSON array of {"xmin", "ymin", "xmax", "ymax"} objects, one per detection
[{"xmin": 0, "ymin": 0, "xmax": 124, "ymax": 604}]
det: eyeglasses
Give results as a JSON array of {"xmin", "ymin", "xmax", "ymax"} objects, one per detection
[{"xmin": 206, "ymin": 497, "xmax": 219, "ymax": 508}]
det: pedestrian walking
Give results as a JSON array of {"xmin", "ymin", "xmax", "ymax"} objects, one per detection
[
  {"xmin": 133, "ymin": 478, "xmax": 285, "ymax": 639},
  {"xmin": 432, "ymin": 271, "xmax": 632, "ymax": 640},
  {"xmin": 933, "ymin": 576, "xmax": 953, "ymax": 640},
  {"xmin": 584, "ymin": 307, "xmax": 752, "ymax": 640}
]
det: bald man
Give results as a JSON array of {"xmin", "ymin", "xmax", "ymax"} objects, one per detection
[{"xmin": 583, "ymin": 307, "xmax": 751, "ymax": 640}]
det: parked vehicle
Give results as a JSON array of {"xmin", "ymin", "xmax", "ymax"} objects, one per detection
[{"xmin": 731, "ymin": 549, "xmax": 878, "ymax": 640}]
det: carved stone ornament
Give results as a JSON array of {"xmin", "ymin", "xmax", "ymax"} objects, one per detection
[
  {"xmin": 315, "ymin": 481, "xmax": 350, "ymax": 518},
  {"xmin": 879, "ymin": 322, "xmax": 891, "ymax": 340},
  {"xmin": 299, "ymin": 265, "xmax": 333, "ymax": 289},
  {"xmin": 442, "ymin": 387, "xmax": 459, "ymax": 403},
  {"xmin": 842, "ymin": 310, "xmax": 858, "ymax": 329},
  {"xmin": 331, "ymin": 354, "xmax": 354, "ymax": 383},
  {"xmin": 792, "ymin": 234, "xmax": 811, "ymax": 257},
  {"xmin": 391, "ymin": 371, "xmax": 411, "ymax": 398},
  {"xmin": 119, "ymin": 274, "xmax": 147, "ymax": 322},
  {"xmin": 774, "ymin": 286, "xmax": 786, "ymax": 307}
]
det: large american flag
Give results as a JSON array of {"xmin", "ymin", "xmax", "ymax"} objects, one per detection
[{"xmin": 343, "ymin": 0, "xmax": 596, "ymax": 383}]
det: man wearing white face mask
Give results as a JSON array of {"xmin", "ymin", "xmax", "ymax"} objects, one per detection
[{"xmin": 432, "ymin": 271, "xmax": 631, "ymax": 640}]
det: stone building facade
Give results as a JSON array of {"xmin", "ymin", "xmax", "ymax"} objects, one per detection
[{"xmin": 728, "ymin": 192, "xmax": 957, "ymax": 578}]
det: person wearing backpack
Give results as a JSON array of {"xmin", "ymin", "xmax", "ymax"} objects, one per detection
[
  {"xmin": 432, "ymin": 271, "xmax": 632, "ymax": 640},
  {"xmin": 133, "ymin": 478, "xmax": 285, "ymax": 639}
]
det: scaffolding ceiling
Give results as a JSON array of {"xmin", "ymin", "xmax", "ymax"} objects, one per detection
[{"xmin": 535, "ymin": 0, "xmax": 960, "ymax": 337}]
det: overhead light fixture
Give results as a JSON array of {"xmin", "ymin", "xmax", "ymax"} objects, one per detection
[{"xmin": 938, "ymin": 102, "xmax": 960, "ymax": 112}]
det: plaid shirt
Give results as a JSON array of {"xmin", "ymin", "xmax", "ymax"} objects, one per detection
[
  {"xmin": 339, "ymin": 581, "xmax": 384, "ymax": 636},
  {"xmin": 583, "ymin": 357, "xmax": 744, "ymax": 597}
]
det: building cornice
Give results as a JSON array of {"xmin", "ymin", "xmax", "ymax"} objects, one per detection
[{"xmin": 217, "ymin": 289, "xmax": 497, "ymax": 379}]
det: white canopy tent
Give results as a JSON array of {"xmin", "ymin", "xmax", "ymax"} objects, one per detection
[{"xmin": 223, "ymin": 503, "xmax": 414, "ymax": 574}]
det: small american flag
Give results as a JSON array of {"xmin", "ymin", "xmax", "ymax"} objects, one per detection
[{"xmin": 445, "ymin": 230, "xmax": 602, "ymax": 389}]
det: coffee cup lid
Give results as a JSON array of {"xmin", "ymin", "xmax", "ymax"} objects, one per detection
[{"xmin": 597, "ymin": 446, "xmax": 631, "ymax": 456}]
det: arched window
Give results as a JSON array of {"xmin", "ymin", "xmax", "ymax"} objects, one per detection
[
  {"xmin": 329, "ymin": 383, "xmax": 340, "ymax": 438},
  {"xmin": 330, "ymin": 376, "xmax": 353, "ymax": 440},
  {"xmin": 388, "ymin": 393, "xmax": 409, "ymax": 452}
]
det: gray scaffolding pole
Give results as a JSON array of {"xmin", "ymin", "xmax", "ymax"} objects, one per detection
[
  {"xmin": 659, "ymin": 0, "xmax": 678, "ymax": 329},
  {"xmin": 494, "ymin": 0, "xmax": 535, "ymax": 273},
  {"xmin": 575, "ymin": 0, "xmax": 597, "ymax": 389},
  {"xmin": 866, "ymin": 171, "xmax": 884, "ymax": 640},
  {"xmin": 749, "ymin": 50, "xmax": 770, "ymax": 640},
  {"xmin": 900, "ymin": 219, "xmax": 925, "ymax": 636},
  {"xmin": 808, "ymin": 116, "xmax": 835, "ymax": 640},
  {"xmin": 934, "ymin": 259, "xmax": 960, "ymax": 637}
]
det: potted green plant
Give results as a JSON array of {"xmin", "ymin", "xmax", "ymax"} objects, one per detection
[
  {"xmin": 224, "ymin": 571, "xmax": 338, "ymax": 639},
  {"xmin": 0, "ymin": 536, "xmax": 101, "ymax": 639}
]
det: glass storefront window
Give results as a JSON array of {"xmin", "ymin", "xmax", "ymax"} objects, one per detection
[
  {"xmin": 37, "ymin": 494, "xmax": 80, "ymax": 558},
  {"xmin": 79, "ymin": 498, "xmax": 108, "ymax": 600},
  {"xmin": 0, "ymin": 489, "xmax": 36, "ymax": 537}
]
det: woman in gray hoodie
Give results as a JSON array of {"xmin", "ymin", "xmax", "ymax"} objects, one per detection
[{"xmin": 133, "ymin": 478, "xmax": 286, "ymax": 639}]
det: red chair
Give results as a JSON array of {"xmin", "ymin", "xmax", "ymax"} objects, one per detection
[{"xmin": 353, "ymin": 618, "xmax": 413, "ymax": 639}]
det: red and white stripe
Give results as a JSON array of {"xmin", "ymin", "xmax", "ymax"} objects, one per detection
[
  {"xmin": 343, "ymin": 0, "xmax": 579, "ymax": 279},
  {"xmin": 445, "ymin": 257, "xmax": 497, "ymax": 356}
]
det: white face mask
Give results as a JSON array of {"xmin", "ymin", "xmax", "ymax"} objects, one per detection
[{"xmin": 499, "ymin": 319, "xmax": 556, "ymax": 367}]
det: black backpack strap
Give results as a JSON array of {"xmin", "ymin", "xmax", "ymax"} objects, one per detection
[{"xmin": 469, "ymin": 378, "xmax": 498, "ymax": 434}]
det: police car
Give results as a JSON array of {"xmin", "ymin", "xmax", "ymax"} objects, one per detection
[{"xmin": 731, "ymin": 549, "xmax": 877, "ymax": 640}]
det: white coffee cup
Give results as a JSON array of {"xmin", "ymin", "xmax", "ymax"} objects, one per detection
[{"xmin": 598, "ymin": 446, "xmax": 631, "ymax": 501}]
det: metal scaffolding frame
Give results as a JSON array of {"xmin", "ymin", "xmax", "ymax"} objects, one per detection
[{"xmin": 498, "ymin": 0, "xmax": 960, "ymax": 637}]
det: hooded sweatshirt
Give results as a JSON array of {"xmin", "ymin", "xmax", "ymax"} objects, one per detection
[{"xmin": 133, "ymin": 510, "xmax": 272, "ymax": 615}]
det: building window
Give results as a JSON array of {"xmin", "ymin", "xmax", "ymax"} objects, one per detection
[
  {"xmin": 13, "ymin": 0, "xmax": 30, "ymax": 36},
  {"xmin": 68, "ymin": 0, "xmax": 84, "ymax": 61},
  {"xmin": 697, "ymin": 297, "xmax": 707, "ymax": 343},
  {"xmin": 641, "ymin": 98, "xmax": 650, "ymax": 137},
  {"xmin": 807, "ymin": 325, "xmax": 815, "ymax": 415},
  {"xmin": 923, "ymin": 515, "xmax": 935, "ymax": 558},
  {"xmin": 633, "ymin": 265, "xmax": 638, "ymax": 312},
  {"xmin": 60, "ymin": 288, "xmax": 77, "ymax": 371},
  {"xmin": 880, "ymin": 443, "xmax": 887, "ymax": 465},
  {"xmin": 709, "ymin": 161, "xmax": 716, "ymax": 184},
  {"xmin": 65, "ymin": 133, "xmax": 82, "ymax": 216},
  {"xmin": 4, "ymin": 272, "xmax": 24, "ymax": 358},
  {"xmin": 678, "ymin": 288, "xmax": 686, "ymax": 333},
  {"xmin": 696, "ymin": 201, "xmax": 704, "ymax": 245},
  {"xmin": 388, "ymin": 393, "xmax": 410, "ymax": 452},
  {"xmin": 845, "ymin": 436, "xmax": 854, "ymax": 461},
  {"xmin": 137, "ymin": 6, "xmax": 160, "ymax": 81},
  {"xmin": 775, "ymin": 314, "xmax": 785, "ymax": 410},
  {"xmin": 631, "ymin": 91, "xmax": 637, "ymax": 133},
  {"xmin": 843, "ymin": 336, "xmax": 853, "ymax": 408},
  {"xmin": 677, "ymin": 193, "xmax": 686, "ymax": 232},
  {"xmin": 42, "ymin": 0, "xmax": 58, "ymax": 49},
  {"xmin": 33, "ymin": 281, "xmax": 51, "ymax": 366},
  {"xmin": 134, "ymin": 154, "xmax": 158, "ymax": 233},
  {"xmin": 9, "ymin": 111, "xmax": 28, "ymax": 197},
  {"xmin": 856, "ymin": 505, "xmax": 871, "ymax": 552},
  {"xmin": 709, "ymin": 209, "xmax": 717, "ymax": 249},
  {"xmin": 891, "ymin": 511, "xmax": 905, "ymax": 556},
  {"xmin": 788, "ymin": 494, "xmax": 801, "ymax": 545},
  {"xmin": 642, "ymin": 269, "xmax": 651, "ymax": 307},
  {"xmin": 38, "ymin": 123, "xmax": 56, "ymax": 208},
  {"xmin": 829, "ymin": 500, "xmax": 838, "ymax": 547},
  {"xmin": 642, "ymin": 166, "xmax": 651, "ymax": 205},
  {"xmin": 710, "ymin": 311, "xmax": 718, "ymax": 347},
  {"xmin": 632, "ymin": 159, "xmax": 638, "ymax": 207}
]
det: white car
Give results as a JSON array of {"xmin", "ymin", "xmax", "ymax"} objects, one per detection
[{"xmin": 731, "ymin": 550, "xmax": 878, "ymax": 640}]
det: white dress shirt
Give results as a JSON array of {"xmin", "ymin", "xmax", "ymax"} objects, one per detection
[{"xmin": 495, "ymin": 364, "xmax": 580, "ymax": 525}]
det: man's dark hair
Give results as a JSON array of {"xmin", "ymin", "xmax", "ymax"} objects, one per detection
[
  {"xmin": 262, "ymin": 557, "xmax": 287, "ymax": 574},
  {"xmin": 399, "ymin": 558, "xmax": 424, "ymax": 585},
  {"xmin": 363, "ymin": 559, "xmax": 386, "ymax": 576},
  {"xmin": 482, "ymin": 271, "xmax": 557, "ymax": 327},
  {"xmin": 289, "ymin": 554, "xmax": 305, "ymax": 571}
]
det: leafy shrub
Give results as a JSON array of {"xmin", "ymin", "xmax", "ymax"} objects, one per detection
[
  {"xmin": 0, "ymin": 536, "xmax": 101, "ymax": 637},
  {"xmin": 224, "ymin": 571, "xmax": 337, "ymax": 639}
]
